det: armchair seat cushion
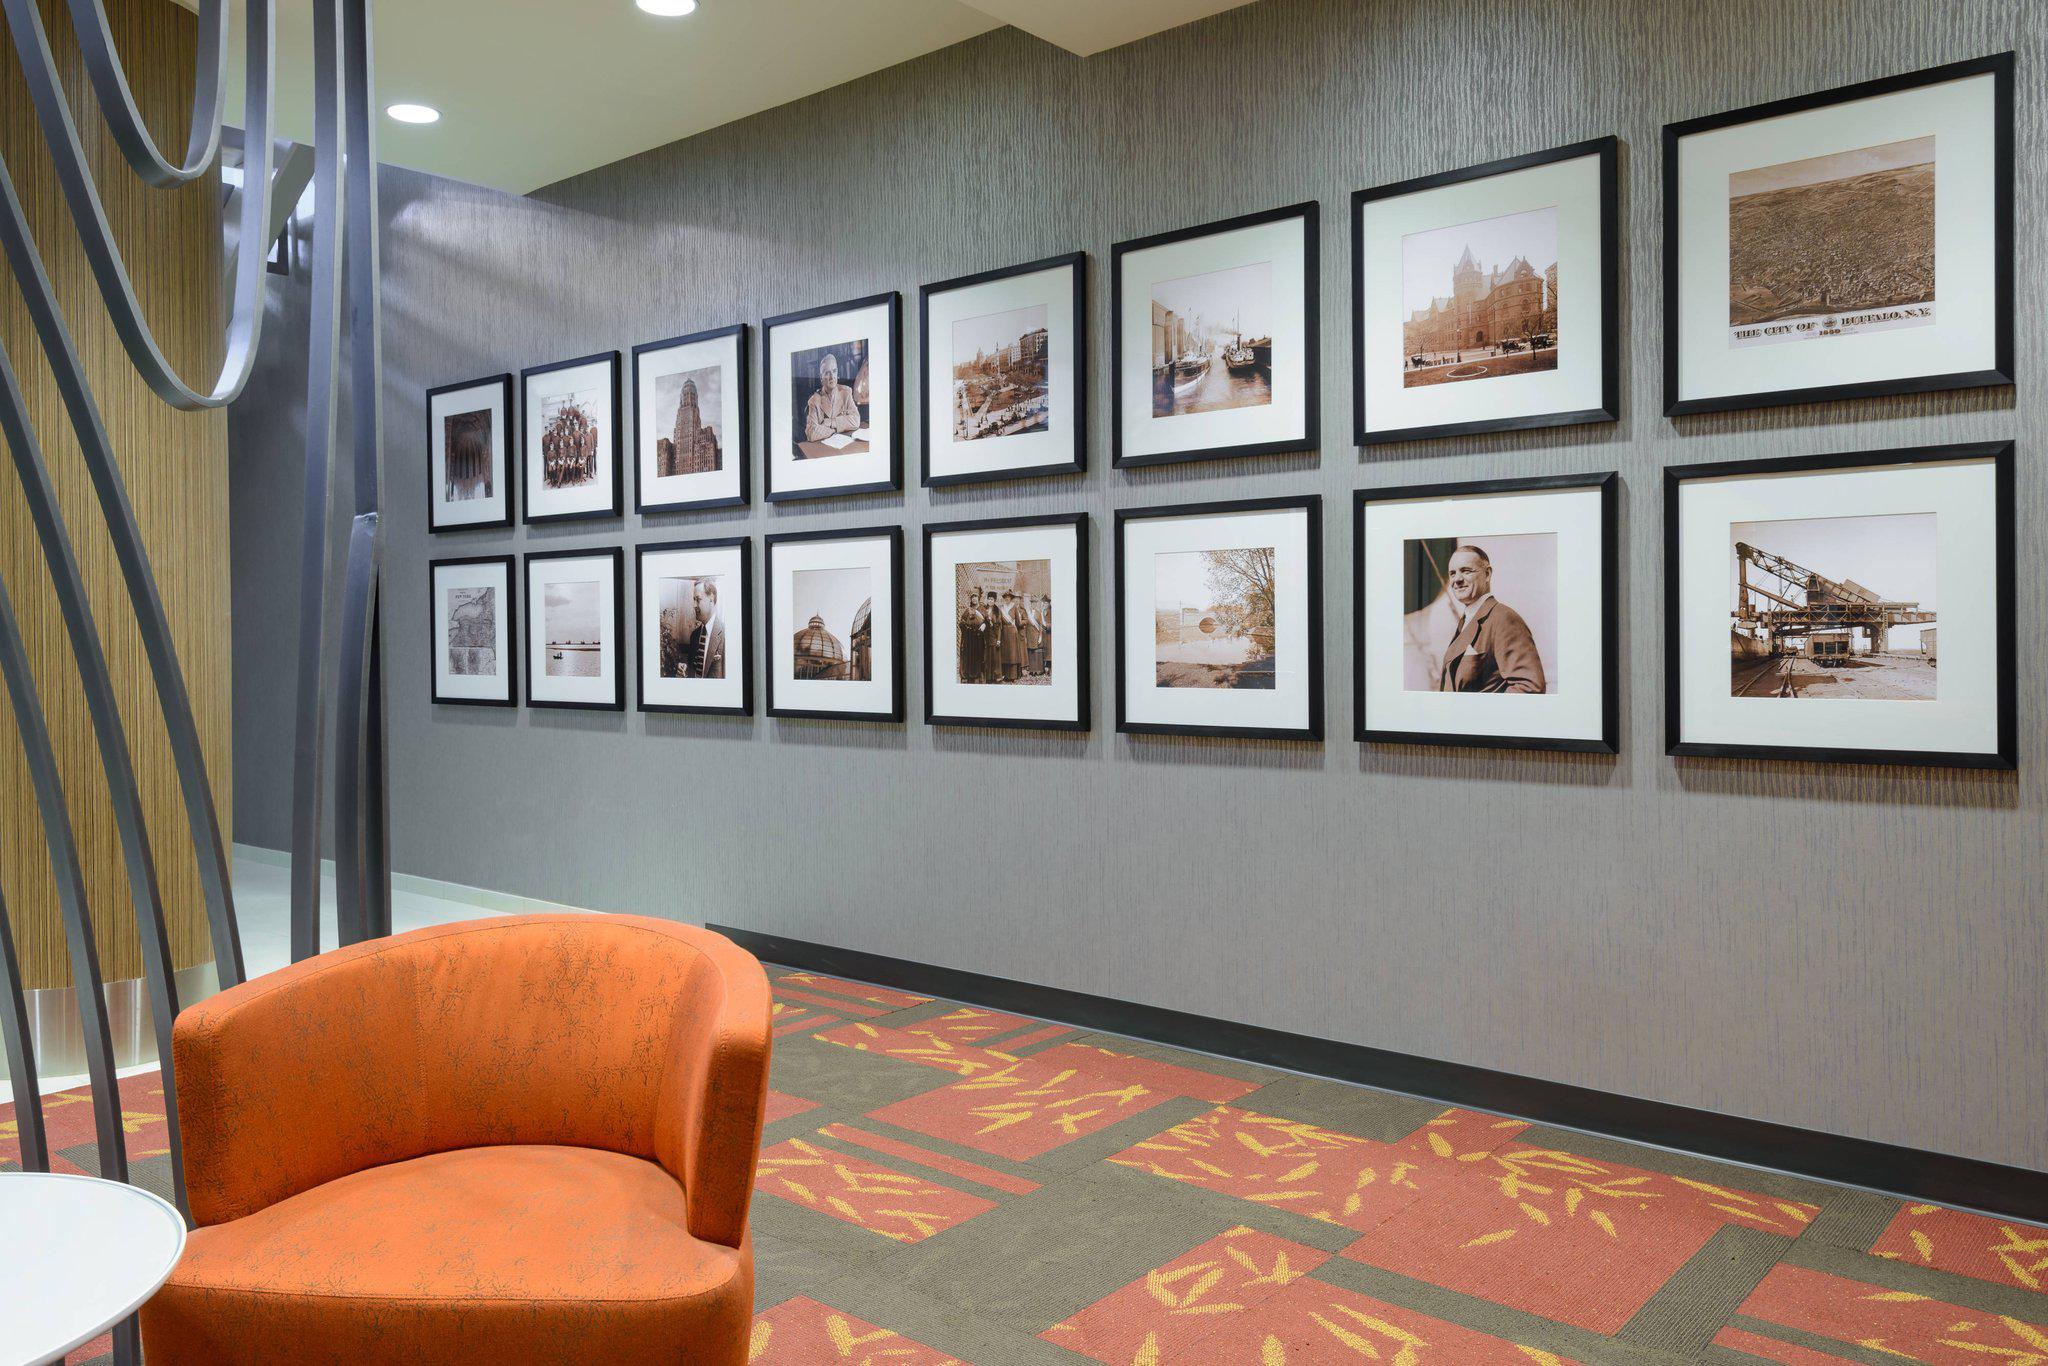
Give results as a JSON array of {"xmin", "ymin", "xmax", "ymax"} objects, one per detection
[{"xmin": 140, "ymin": 1144, "xmax": 752, "ymax": 1365}]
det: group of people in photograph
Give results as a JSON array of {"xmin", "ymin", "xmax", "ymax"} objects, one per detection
[{"xmin": 958, "ymin": 587, "xmax": 1051, "ymax": 684}]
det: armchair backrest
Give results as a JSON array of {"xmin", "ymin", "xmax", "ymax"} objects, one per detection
[{"xmin": 173, "ymin": 915, "xmax": 770, "ymax": 1246}]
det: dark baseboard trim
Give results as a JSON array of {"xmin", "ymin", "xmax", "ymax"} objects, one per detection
[{"xmin": 711, "ymin": 924, "xmax": 2047, "ymax": 1224}]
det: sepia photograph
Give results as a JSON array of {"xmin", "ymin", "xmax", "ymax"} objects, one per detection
[
  {"xmin": 1728, "ymin": 135, "xmax": 1935, "ymax": 348},
  {"xmin": 1153, "ymin": 546, "xmax": 1276, "ymax": 690},
  {"xmin": 652, "ymin": 365, "xmax": 723, "ymax": 476},
  {"xmin": 790, "ymin": 565, "xmax": 873, "ymax": 682},
  {"xmin": 1664, "ymin": 56, "xmax": 2010, "ymax": 415},
  {"xmin": 1150, "ymin": 260, "xmax": 1274, "ymax": 418},
  {"xmin": 1400, "ymin": 207, "xmax": 1559, "ymax": 387},
  {"xmin": 428, "ymin": 375, "xmax": 512, "ymax": 531},
  {"xmin": 636, "ymin": 537, "xmax": 750, "ymax": 715},
  {"xmin": 1401, "ymin": 533, "xmax": 1558, "ymax": 694},
  {"xmin": 657, "ymin": 574, "xmax": 727, "ymax": 681},
  {"xmin": 955, "ymin": 559, "xmax": 1052, "ymax": 686},
  {"xmin": 444, "ymin": 585, "xmax": 497, "ymax": 676},
  {"xmin": 1728, "ymin": 511, "xmax": 1937, "ymax": 701},
  {"xmin": 952, "ymin": 305, "xmax": 1049, "ymax": 442},
  {"xmin": 430, "ymin": 554, "xmax": 516, "ymax": 706},
  {"xmin": 442, "ymin": 408, "xmax": 494, "ymax": 502},
  {"xmin": 789, "ymin": 339, "xmax": 871, "ymax": 460},
  {"xmin": 539, "ymin": 390, "xmax": 604, "ymax": 489},
  {"xmin": 543, "ymin": 579, "xmax": 603, "ymax": 678}
]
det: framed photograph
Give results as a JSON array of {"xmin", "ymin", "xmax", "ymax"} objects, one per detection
[
  {"xmin": 1111, "ymin": 202, "xmax": 1318, "ymax": 468},
  {"xmin": 632, "ymin": 324, "xmax": 748, "ymax": 514},
  {"xmin": 1665, "ymin": 441, "xmax": 2013, "ymax": 769},
  {"xmin": 1355, "ymin": 473, "xmax": 1617, "ymax": 753},
  {"xmin": 764, "ymin": 526, "xmax": 904, "ymax": 721},
  {"xmin": 524, "ymin": 546, "xmax": 624, "ymax": 711},
  {"xmin": 923, "ymin": 513, "xmax": 1088, "ymax": 731},
  {"xmin": 1352, "ymin": 137, "xmax": 1618, "ymax": 445},
  {"xmin": 1664, "ymin": 53, "xmax": 2013, "ymax": 415},
  {"xmin": 635, "ymin": 537, "xmax": 751, "ymax": 716},
  {"xmin": 428, "ymin": 554, "xmax": 516, "ymax": 706},
  {"xmin": 920, "ymin": 252, "xmax": 1085, "ymax": 487},
  {"xmin": 762, "ymin": 293, "xmax": 901, "ymax": 501},
  {"xmin": 521, "ymin": 351, "xmax": 623, "ymax": 524},
  {"xmin": 1115, "ymin": 495, "xmax": 1321, "ymax": 741},
  {"xmin": 425, "ymin": 374, "xmax": 513, "ymax": 531}
]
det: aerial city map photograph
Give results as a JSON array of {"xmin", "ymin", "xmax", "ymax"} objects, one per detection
[{"xmin": 1727, "ymin": 134, "xmax": 1936, "ymax": 346}]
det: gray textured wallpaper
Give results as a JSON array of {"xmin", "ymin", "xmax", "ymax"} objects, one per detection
[{"xmin": 228, "ymin": 0, "xmax": 2046, "ymax": 1171}]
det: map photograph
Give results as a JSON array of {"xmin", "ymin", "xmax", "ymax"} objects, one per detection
[{"xmin": 1727, "ymin": 135, "xmax": 1935, "ymax": 347}]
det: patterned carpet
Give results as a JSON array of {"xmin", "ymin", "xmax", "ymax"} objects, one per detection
[{"xmin": 6, "ymin": 965, "xmax": 2046, "ymax": 1363}]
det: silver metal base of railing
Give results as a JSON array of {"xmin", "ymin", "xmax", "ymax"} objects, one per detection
[{"xmin": 0, "ymin": 962, "xmax": 215, "ymax": 1084}]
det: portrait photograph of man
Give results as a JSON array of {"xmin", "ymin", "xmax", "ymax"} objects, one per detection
[
  {"xmin": 1401, "ymin": 533, "xmax": 1558, "ymax": 694},
  {"xmin": 658, "ymin": 574, "xmax": 726, "ymax": 681},
  {"xmin": 790, "ymin": 339, "xmax": 872, "ymax": 460}
]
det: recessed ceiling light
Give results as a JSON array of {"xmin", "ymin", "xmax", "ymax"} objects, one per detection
[
  {"xmin": 636, "ymin": 0, "xmax": 698, "ymax": 15},
  {"xmin": 386, "ymin": 103, "xmax": 440, "ymax": 125}
]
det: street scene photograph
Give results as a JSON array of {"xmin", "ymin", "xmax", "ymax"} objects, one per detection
[
  {"xmin": 1400, "ymin": 206, "xmax": 1558, "ymax": 387},
  {"xmin": 1727, "ymin": 135, "xmax": 1935, "ymax": 347},
  {"xmin": 1150, "ymin": 260, "xmax": 1274, "ymax": 417},
  {"xmin": 1153, "ymin": 546, "xmax": 1276, "ymax": 689},
  {"xmin": 952, "ymin": 305, "xmax": 1049, "ymax": 442}
]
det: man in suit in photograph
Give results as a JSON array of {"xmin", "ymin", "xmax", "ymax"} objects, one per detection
[
  {"xmin": 1437, "ymin": 544, "xmax": 1545, "ymax": 693},
  {"xmin": 803, "ymin": 349, "xmax": 863, "ymax": 444},
  {"xmin": 686, "ymin": 577, "xmax": 726, "ymax": 680}
]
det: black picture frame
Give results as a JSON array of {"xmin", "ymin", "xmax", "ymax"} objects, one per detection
[
  {"xmin": 1353, "ymin": 472, "xmax": 1619, "ymax": 754},
  {"xmin": 425, "ymin": 373, "xmax": 514, "ymax": 532},
  {"xmin": 630, "ymin": 323, "xmax": 751, "ymax": 515},
  {"xmin": 763, "ymin": 524, "xmax": 905, "ymax": 722},
  {"xmin": 761, "ymin": 292, "xmax": 903, "ymax": 502},
  {"xmin": 1110, "ymin": 202, "xmax": 1321, "ymax": 469},
  {"xmin": 519, "ymin": 350, "xmax": 624, "ymax": 525},
  {"xmin": 919, "ymin": 251, "xmax": 1087, "ymax": 488},
  {"xmin": 523, "ymin": 545, "xmax": 625, "ymax": 711},
  {"xmin": 427, "ymin": 553, "xmax": 517, "ymax": 707},
  {"xmin": 1662, "ymin": 53, "xmax": 2015, "ymax": 416},
  {"xmin": 1350, "ymin": 137, "xmax": 1619, "ymax": 446},
  {"xmin": 921, "ymin": 511, "xmax": 1090, "ymax": 732},
  {"xmin": 1114, "ymin": 493, "xmax": 1323, "ymax": 741},
  {"xmin": 1663, "ymin": 441, "xmax": 2015, "ymax": 769},
  {"xmin": 634, "ymin": 535, "xmax": 753, "ymax": 717}
]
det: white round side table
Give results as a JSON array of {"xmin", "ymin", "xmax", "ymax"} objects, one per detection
[{"xmin": 0, "ymin": 1170, "xmax": 187, "ymax": 1366}]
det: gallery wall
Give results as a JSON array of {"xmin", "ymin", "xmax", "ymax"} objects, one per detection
[{"xmin": 227, "ymin": 0, "xmax": 2046, "ymax": 1171}]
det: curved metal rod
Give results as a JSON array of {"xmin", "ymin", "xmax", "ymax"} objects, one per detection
[
  {"xmin": 327, "ymin": 0, "xmax": 391, "ymax": 946},
  {"xmin": 0, "ymin": 335, "xmax": 187, "ymax": 1216},
  {"xmin": 0, "ymin": 155, "xmax": 245, "ymax": 991},
  {"xmin": 0, "ymin": 573, "xmax": 142, "ymax": 1366},
  {"xmin": 290, "ymin": 0, "xmax": 347, "ymax": 963},
  {"xmin": 65, "ymin": 0, "xmax": 228, "ymax": 187},
  {"xmin": 1, "ymin": 0, "xmax": 274, "ymax": 410},
  {"xmin": 0, "ymin": 879, "xmax": 49, "ymax": 1173},
  {"xmin": 0, "ymin": 581, "xmax": 130, "ymax": 1175},
  {"xmin": 333, "ymin": 513, "xmax": 385, "ymax": 945}
]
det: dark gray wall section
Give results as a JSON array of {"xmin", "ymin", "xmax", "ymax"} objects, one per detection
[{"xmin": 229, "ymin": 0, "xmax": 2046, "ymax": 1171}]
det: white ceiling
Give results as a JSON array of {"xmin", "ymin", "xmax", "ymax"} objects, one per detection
[{"xmin": 210, "ymin": 0, "xmax": 1261, "ymax": 195}]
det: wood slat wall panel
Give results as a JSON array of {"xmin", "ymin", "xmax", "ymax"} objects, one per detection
[{"xmin": 0, "ymin": 0, "xmax": 230, "ymax": 989}]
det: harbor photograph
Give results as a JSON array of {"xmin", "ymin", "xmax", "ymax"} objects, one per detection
[{"xmin": 1150, "ymin": 260, "xmax": 1274, "ymax": 417}]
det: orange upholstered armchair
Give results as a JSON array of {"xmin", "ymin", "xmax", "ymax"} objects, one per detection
[{"xmin": 138, "ymin": 914, "xmax": 771, "ymax": 1365}]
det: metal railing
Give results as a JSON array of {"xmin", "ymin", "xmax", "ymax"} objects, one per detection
[{"xmin": 0, "ymin": 2, "xmax": 387, "ymax": 1359}]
